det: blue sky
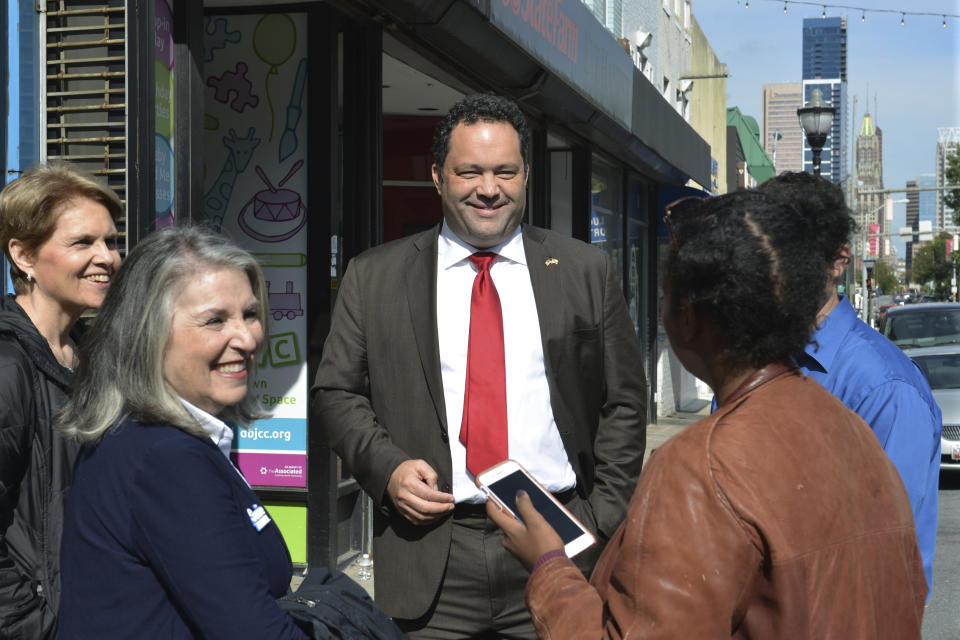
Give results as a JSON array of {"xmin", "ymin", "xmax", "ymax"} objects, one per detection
[{"xmin": 693, "ymin": 0, "xmax": 960, "ymax": 255}]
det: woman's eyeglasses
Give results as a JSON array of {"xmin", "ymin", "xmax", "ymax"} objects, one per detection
[{"xmin": 663, "ymin": 196, "xmax": 707, "ymax": 249}]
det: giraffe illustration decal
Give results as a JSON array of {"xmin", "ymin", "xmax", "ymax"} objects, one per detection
[{"xmin": 205, "ymin": 127, "xmax": 261, "ymax": 231}]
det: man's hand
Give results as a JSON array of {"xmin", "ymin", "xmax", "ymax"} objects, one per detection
[
  {"xmin": 487, "ymin": 490, "xmax": 565, "ymax": 572},
  {"xmin": 386, "ymin": 459, "xmax": 455, "ymax": 525}
]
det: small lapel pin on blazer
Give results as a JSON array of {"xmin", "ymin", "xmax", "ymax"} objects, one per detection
[{"xmin": 544, "ymin": 257, "xmax": 559, "ymax": 267}]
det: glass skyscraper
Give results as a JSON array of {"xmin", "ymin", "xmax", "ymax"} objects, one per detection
[
  {"xmin": 918, "ymin": 173, "xmax": 937, "ymax": 230},
  {"xmin": 801, "ymin": 17, "xmax": 847, "ymax": 185},
  {"xmin": 802, "ymin": 17, "xmax": 847, "ymax": 81},
  {"xmin": 907, "ymin": 174, "xmax": 937, "ymax": 275}
]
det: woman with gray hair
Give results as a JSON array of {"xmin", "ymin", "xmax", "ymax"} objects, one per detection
[
  {"xmin": 56, "ymin": 227, "xmax": 308, "ymax": 639},
  {"xmin": 0, "ymin": 163, "xmax": 122, "ymax": 639}
]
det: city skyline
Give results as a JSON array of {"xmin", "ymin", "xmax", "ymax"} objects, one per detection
[
  {"xmin": 801, "ymin": 16, "xmax": 847, "ymax": 184},
  {"xmin": 693, "ymin": 0, "xmax": 959, "ymax": 255},
  {"xmin": 761, "ymin": 82, "xmax": 803, "ymax": 173}
]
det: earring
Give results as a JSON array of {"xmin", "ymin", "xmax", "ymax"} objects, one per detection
[{"xmin": 26, "ymin": 272, "xmax": 32, "ymax": 283}]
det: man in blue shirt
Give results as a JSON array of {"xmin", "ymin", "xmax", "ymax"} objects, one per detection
[{"xmin": 760, "ymin": 172, "xmax": 941, "ymax": 594}]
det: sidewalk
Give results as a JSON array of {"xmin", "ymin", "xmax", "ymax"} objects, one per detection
[
  {"xmin": 645, "ymin": 405, "xmax": 710, "ymax": 463},
  {"xmin": 295, "ymin": 406, "xmax": 710, "ymax": 597}
]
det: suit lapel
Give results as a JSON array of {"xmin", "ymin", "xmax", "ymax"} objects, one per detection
[
  {"xmin": 405, "ymin": 227, "xmax": 448, "ymax": 435},
  {"xmin": 523, "ymin": 225, "xmax": 576, "ymax": 446},
  {"xmin": 523, "ymin": 225, "xmax": 565, "ymax": 350}
]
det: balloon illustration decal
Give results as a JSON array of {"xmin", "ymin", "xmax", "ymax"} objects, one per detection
[{"xmin": 252, "ymin": 14, "xmax": 297, "ymax": 142}]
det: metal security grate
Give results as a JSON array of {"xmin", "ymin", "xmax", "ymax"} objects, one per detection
[
  {"xmin": 41, "ymin": 0, "xmax": 128, "ymax": 254},
  {"xmin": 943, "ymin": 424, "xmax": 960, "ymax": 442}
]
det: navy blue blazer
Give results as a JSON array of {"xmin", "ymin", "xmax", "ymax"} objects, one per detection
[{"xmin": 59, "ymin": 418, "xmax": 307, "ymax": 639}]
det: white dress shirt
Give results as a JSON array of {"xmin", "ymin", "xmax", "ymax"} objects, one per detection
[
  {"xmin": 180, "ymin": 398, "xmax": 250, "ymax": 486},
  {"xmin": 437, "ymin": 222, "xmax": 576, "ymax": 503}
]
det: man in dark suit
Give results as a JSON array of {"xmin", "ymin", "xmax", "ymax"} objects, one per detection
[{"xmin": 311, "ymin": 94, "xmax": 646, "ymax": 638}]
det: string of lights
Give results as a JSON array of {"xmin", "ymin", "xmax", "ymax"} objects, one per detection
[{"xmin": 737, "ymin": 0, "xmax": 959, "ymax": 27}]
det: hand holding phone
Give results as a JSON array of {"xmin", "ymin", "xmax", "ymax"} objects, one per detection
[
  {"xmin": 486, "ymin": 490, "xmax": 567, "ymax": 573},
  {"xmin": 477, "ymin": 460, "xmax": 595, "ymax": 559}
]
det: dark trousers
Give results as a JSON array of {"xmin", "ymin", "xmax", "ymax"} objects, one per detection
[{"xmin": 396, "ymin": 492, "xmax": 599, "ymax": 640}]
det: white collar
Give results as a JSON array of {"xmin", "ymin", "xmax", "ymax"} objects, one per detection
[
  {"xmin": 438, "ymin": 221, "xmax": 526, "ymax": 271},
  {"xmin": 179, "ymin": 398, "xmax": 234, "ymax": 461}
]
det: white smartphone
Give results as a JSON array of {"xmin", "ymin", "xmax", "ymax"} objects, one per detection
[{"xmin": 476, "ymin": 459, "xmax": 596, "ymax": 558}]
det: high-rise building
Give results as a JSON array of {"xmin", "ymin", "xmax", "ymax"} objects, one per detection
[
  {"xmin": 801, "ymin": 17, "xmax": 847, "ymax": 185},
  {"xmin": 936, "ymin": 127, "xmax": 959, "ymax": 230},
  {"xmin": 906, "ymin": 174, "xmax": 937, "ymax": 277},
  {"xmin": 801, "ymin": 80, "xmax": 846, "ymax": 184},
  {"xmin": 918, "ymin": 174, "xmax": 937, "ymax": 231},
  {"xmin": 761, "ymin": 82, "xmax": 803, "ymax": 174},
  {"xmin": 856, "ymin": 113, "xmax": 883, "ymax": 251},
  {"xmin": 906, "ymin": 180, "xmax": 918, "ymax": 275},
  {"xmin": 802, "ymin": 16, "xmax": 847, "ymax": 81}
]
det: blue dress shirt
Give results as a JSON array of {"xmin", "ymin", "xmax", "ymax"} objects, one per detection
[{"xmin": 796, "ymin": 296, "xmax": 941, "ymax": 593}]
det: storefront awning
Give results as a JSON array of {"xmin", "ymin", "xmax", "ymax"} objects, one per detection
[{"xmin": 368, "ymin": 0, "xmax": 711, "ymax": 187}]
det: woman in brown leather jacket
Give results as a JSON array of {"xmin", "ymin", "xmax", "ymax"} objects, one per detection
[{"xmin": 489, "ymin": 190, "xmax": 927, "ymax": 639}]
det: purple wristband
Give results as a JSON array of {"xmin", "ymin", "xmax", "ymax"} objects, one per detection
[{"xmin": 532, "ymin": 548, "xmax": 566, "ymax": 573}]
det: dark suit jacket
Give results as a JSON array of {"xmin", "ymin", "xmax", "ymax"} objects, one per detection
[
  {"xmin": 58, "ymin": 419, "xmax": 307, "ymax": 639},
  {"xmin": 311, "ymin": 224, "xmax": 647, "ymax": 620}
]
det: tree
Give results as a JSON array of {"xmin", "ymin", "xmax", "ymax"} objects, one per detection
[
  {"xmin": 948, "ymin": 150, "xmax": 960, "ymax": 223},
  {"xmin": 912, "ymin": 232, "xmax": 954, "ymax": 300},
  {"xmin": 874, "ymin": 260, "xmax": 898, "ymax": 295}
]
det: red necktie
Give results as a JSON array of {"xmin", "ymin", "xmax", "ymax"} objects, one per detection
[{"xmin": 460, "ymin": 252, "xmax": 508, "ymax": 477}]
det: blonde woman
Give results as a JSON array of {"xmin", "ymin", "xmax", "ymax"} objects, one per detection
[{"xmin": 0, "ymin": 164, "xmax": 121, "ymax": 638}]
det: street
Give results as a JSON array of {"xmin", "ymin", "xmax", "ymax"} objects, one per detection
[{"xmin": 923, "ymin": 471, "xmax": 960, "ymax": 639}]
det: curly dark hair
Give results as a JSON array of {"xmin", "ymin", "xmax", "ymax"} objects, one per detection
[
  {"xmin": 757, "ymin": 172, "xmax": 856, "ymax": 271},
  {"xmin": 664, "ymin": 190, "xmax": 827, "ymax": 370},
  {"xmin": 432, "ymin": 94, "xmax": 530, "ymax": 177}
]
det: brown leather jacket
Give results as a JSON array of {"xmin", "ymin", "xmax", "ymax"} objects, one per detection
[{"xmin": 526, "ymin": 367, "xmax": 926, "ymax": 639}]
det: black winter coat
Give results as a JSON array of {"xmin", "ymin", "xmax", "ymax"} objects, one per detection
[{"xmin": 0, "ymin": 295, "xmax": 78, "ymax": 639}]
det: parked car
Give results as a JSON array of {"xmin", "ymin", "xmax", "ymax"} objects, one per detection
[
  {"xmin": 876, "ymin": 297, "xmax": 901, "ymax": 326},
  {"xmin": 871, "ymin": 294, "xmax": 895, "ymax": 326},
  {"xmin": 904, "ymin": 346, "xmax": 959, "ymax": 470},
  {"xmin": 880, "ymin": 303, "xmax": 960, "ymax": 349}
]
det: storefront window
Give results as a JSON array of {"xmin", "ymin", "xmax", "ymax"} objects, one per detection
[
  {"xmin": 627, "ymin": 175, "xmax": 649, "ymax": 360},
  {"xmin": 591, "ymin": 155, "xmax": 623, "ymax": 280},
  {"xmin": 548, "ymin": 131, "xmax": 573, "ymax": 237},
  {"xmin": 381, "ymin": 50, "xmax": 464, "ymax": 242},
  {"xmin": 549, "ymin": 151, "xmax": 573, "ymax": 236},
  {"xmin": 202, "ymin": 10, "xmax": 311, "ymax": 565},
  {"xmin": 155, "ymin": 0, "xmax": 174, "ymax": 228}
]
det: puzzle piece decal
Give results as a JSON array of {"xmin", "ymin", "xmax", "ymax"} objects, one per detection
[
  {"xmin": 203, "ymin": 17, "xmax": 241, "ymax": 63},
  {"xmin": 207, "ymin": 62, "xmax": 259, "ymax": 113}
]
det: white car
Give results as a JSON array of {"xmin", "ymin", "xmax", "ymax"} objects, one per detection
[
  {"xmin": 904, "ymin": 345, "xmax": 960, "ymax": 470},
  {"xmin": 881, "ymin": 303, "xmax": 960, "ymax": 349}
]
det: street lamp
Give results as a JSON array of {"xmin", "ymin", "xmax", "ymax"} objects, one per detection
[
  {"xmin": 797, "ymin": 88, "xmax": 836, "ymax": 177},
  {"xmin": 771, "ymin": 130, "xmax": 783, "ymax": 168}
]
